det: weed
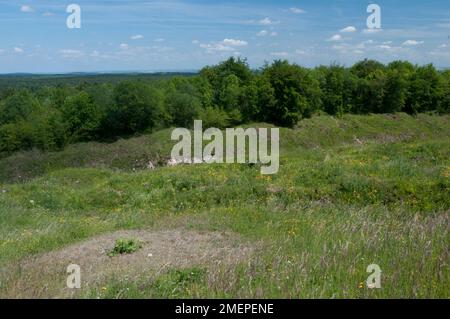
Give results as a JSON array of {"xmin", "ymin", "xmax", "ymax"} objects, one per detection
[{"xmin": 107, "ymin": 239, "xmax": 142, "ymax": 257}]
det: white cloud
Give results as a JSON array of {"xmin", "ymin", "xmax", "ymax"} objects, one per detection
[
  {"xmin": 192, "ymin": 40, "xmax": 199, "ymax": 44},
  {"xmin": 154, "ymin": 38, "xmax": 165, "ymax": 42},
  {"xmin": 198, "ymin": 38, "xmax": 248, "ymax": 54},
  {"xmin": 120, "ymin": 43, "xmax": 129, "ymax": 49},
  {"xmin": 378, "ymin": 45, "xmax": 392, "ymax": 50},
  {"xmin": 14, "ymin": 47, "xmax": 24, "ymax": 54},
  {"xmin": 150, "ymin": 45, "xmax": 173, "ymax": 53},
  {"xmin": 200, "ymin": 43, "xmax": 234, "ymax": 53},
  {"xmin": 89, "ymin": 50, "xmax": 111, "ymax": 59},
  {"xmin": 358, "ymin": 40, "xmax": 374, "ymax": 48},
  {"xmin": 439, "ymin": 44, "xmax": 448, "ymax": 48},
  {"xmin": 290, "ymin": 7, "xmax": 305, "ymax": 14},
  {"xmin": 327, "ymin": 34, "xmax": 342, "ymax": 42},
  {"xmin": 222, "ymin": 38, "xmax": 248, "ymax": 47},
  {"xmin": 340, "ymin": 26, "xmax": 357, "ymax": 33},
  {"xmin": 332, "ymin": 43, "xmax": 363, "ymax": 54},
  {"xmin": 402, "ymin": 40, "xmax": 424, "ymax": 46},
  {"xmin": 59, "ymin": 49, "xmax": 84, "ymax": 58},
  {"xmin": 257, "ymin": 30, "xmax": 277, "ymax": 37},
  {"xmin": 20, "ymin": 5, "xmax": 34, "ymax": 13},
  {"xmin": 355, "ymin": 42, "xmax": 367, "ymax": 50},
  {"xmin": 259, "ymin": 17, "xmax": 274, "ymax": 25},
  {"xmin": 331, "ymin": 40, "xmax": 406, "ymax": 55},
  {"xmin": 131, "ymin": 35, "xmax": 144, "ymax": 40},
  {"xmin": 43, "ymin": 12, "xmax": 53, "ymax": 17},
  {"xmin": 257, "ymin": 30, "xmax": 268, "ymax": 37}
]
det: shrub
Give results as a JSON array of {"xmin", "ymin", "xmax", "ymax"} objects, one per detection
[
  {"xmin": 199, "ymin": 106, "xmax": 230, "ymax": 128},
  {"xmin": 107, "ymin": 238, "xmax": 142, "ymax": 257}
]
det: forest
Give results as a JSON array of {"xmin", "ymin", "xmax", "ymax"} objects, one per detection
[{"xmin": 0, "ymin": 58, "xmax": 449, "ymax": 155}]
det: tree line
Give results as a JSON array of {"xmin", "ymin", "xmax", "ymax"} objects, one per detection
[{"xmin": 0, "ymin": 58, "xmax": 449, "ymax": 155}]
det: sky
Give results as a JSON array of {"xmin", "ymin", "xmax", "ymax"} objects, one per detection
[{"xmin": 0, "ymin": 0, "xmax": 449, "ymax": 73}]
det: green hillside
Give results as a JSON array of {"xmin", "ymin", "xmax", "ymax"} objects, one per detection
[{"xmin": 0, "ymin": 113, "xmax": 449, "ymax": 298}]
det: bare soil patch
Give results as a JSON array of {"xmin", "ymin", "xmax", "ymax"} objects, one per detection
[{"xmin": 1, "ymin": 229, "xmax": 254, "ymax": 298}]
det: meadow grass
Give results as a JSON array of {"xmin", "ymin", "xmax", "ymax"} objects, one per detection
[{"xmin": 0, "ymin": 113, "xmax": 448, "ymax": 298}]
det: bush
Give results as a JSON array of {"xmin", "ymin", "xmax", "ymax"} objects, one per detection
[
  {"xmin": 199, "ymin": 106, "xmax": 230, "ymax": 128},
  {"xmin": 107, "ymin": 238, "xmax": 142, "ymax": 257}
]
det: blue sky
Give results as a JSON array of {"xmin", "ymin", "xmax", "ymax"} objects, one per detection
[{"xmin": 0, "ymin": 0, "xmax": 449, "ymax": 73}]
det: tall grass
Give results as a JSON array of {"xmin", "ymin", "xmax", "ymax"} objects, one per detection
[{"xmin": 0, "ymin": 113, "xmax": 448, "ymax": 298}]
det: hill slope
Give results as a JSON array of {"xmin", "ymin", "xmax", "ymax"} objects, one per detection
[
  {"xmin": 1, "ymin": 113, "xmax": 449, "ymax": 183},
  {"xmin": 0, "ymin": 113, "xmax": 449, "ymax": 298}
]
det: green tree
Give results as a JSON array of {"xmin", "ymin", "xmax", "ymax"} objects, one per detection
[
  {"xmin": 262, "ymin": 60, "xmax": 322, "ymax": 126},
  {"xmin": 406, "ymin": 64, "xmax": 442, "ymax": 113},
  {"xmin": 200, "ymin": 57, "xmax": 253, "ymax": 111},
  {"xmin": 111, "ymin": 81, "xmax": 165, "ymax": 135},
  {"xmin": 0, "ymin": 124, "xmax": 22, "ymax": 153},
  {"xmin": 0, "ymin": 89, "xmax": 39, "ymax": 125},
  {"xmin": 239, "ymin": 80, "xmax": 260, "ymax": 122},
  {"xmin": 254, "ymin": 76, "xmax": 276, "ymax": 122},
  {"xmin": 351, "ymin": 59, "xmax": 386, "ymax": 79},
  {"xmin": 382, "ymin": 69, "xmax": 408, "ymax": 113},
  {"xmin": 318, "ymin": 65, "xmax": 346, "ymax": 115},
  {"xmin": 438, "ymin": 70, "xmax": 450, "ymax": 114},
  {"xmin": 351, "ymin": 63, "xmax": 387, "ymax": 113},
  {"xmin": 62, "ymin": 92, "xmax": 102, "ymax": 142},
  {"xmin": 166, "ymin": 92, "xmax": 202, "ymax": 127}
]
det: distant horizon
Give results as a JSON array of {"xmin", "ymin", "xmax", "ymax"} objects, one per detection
[
  {"xmin": 0, "ymin": 61, "xmax": 449, "ymax": 76},
  {"xmin": 0, "ymin": 70, "xmax": 200, "ymax": 76}
]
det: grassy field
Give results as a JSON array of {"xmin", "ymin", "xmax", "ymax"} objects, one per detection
[{"xmin": 0, "ymin": 113, "xmax": 448, "ymax": 298}]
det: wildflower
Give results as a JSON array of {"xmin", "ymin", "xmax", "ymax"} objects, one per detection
[
  {"xmin": 358, "ymin": 282, "xmax": 364, "ymax": 289},
  {"xmin": 30, "ymin": 200, "xmax": 35, "ymax": 205}
]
